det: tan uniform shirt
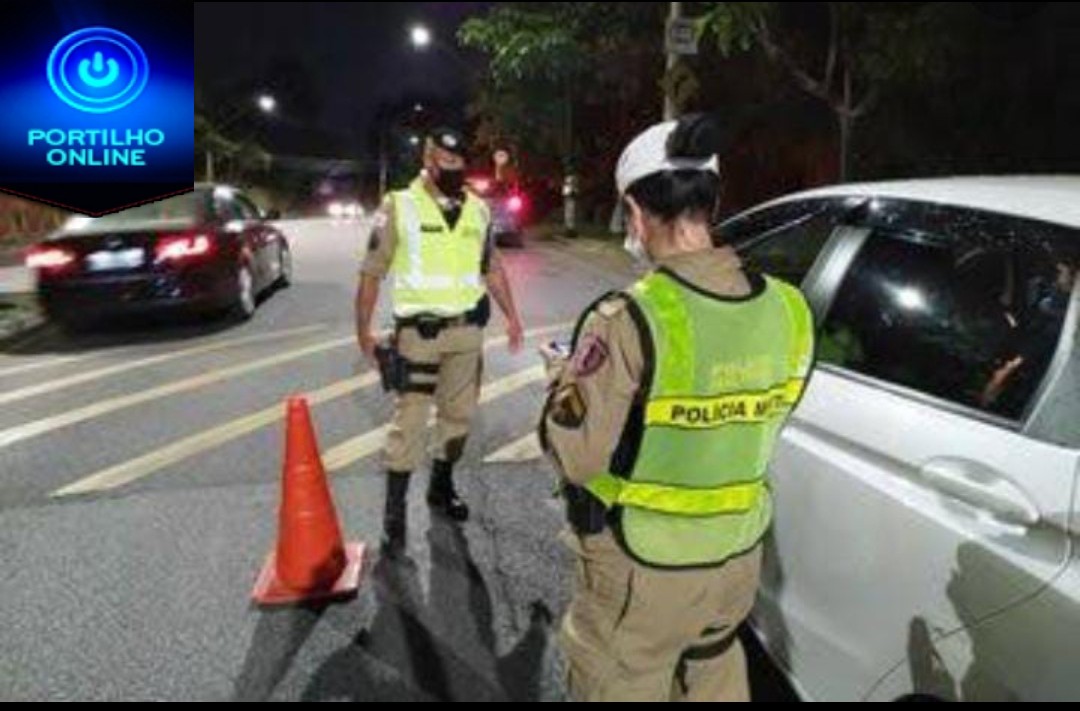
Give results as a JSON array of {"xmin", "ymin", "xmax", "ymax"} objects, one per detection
[{"xmin": 540, "ymin": 247, "xmax": 751, "ymax": 485}]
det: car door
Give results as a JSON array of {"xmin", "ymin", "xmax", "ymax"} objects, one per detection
[
  {"xmin": 233, "ymin": 192, "xmax": 272, "ymax": 289},
  {"xmin": 761, "ymin": 197, "xmax": 1079, "ymax": 701},
  {"xmin": 211, "ymin": 188, "xmax": 247, "ymax": 269}
]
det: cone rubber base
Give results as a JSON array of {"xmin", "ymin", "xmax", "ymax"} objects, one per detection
[{"xmin": 251, "ymin": 541, "xmax": 366, "ymax": 606}]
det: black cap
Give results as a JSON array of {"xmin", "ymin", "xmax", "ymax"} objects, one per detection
[{"xmin": 428, "ymin": 126, "xmax": 467, "ymax": 158}]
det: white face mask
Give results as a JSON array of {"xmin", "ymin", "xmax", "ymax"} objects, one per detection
[{"xmin": 623, "ymin": 223, "xmax": 653, "ymax": 267}]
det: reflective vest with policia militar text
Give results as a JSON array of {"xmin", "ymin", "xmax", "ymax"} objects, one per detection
[
  {"xmin": 390, "ymin": 178, "xmax": 489, "ymax": 318},
  {"xmin": 582, "ymin": 268, "xmax": 814, "ymax": 569}
]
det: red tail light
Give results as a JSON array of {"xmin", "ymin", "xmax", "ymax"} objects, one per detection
[
  {"xmin": 26, "ymin": 246, "xmax": 76, "ymax": 271},
  {"xmin": 155, "ymin": 233, "xmax": 215, "ymax": 264},
  {"xmin": 506, "ymin": 194, "xmax": 525, "ymax": 214}
]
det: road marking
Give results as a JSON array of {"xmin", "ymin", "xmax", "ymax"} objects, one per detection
[
  {"xmin": 52, "ymin": 372, "xmax": 378, "ymax": 496},
  {"xmin": 52, "ymin": 324, "xmax": 569, "ymax": 496},
  {"xmin": 0, "ymin": 335, "xmax": 355, "ymax": 451},
  {"xmin": 483, "ymin": 432, "xmax": 543, "ymax": 463},
  {"xmin": 0, "ymin": 324, "xmax": 326, "ymax": 405},
  {"xmin": 0, "ymin": 355, "xmax": 85, "ymax": 379},
  {"xmin": 322, "ymin": 364, "xmax": 546, "ymax": 473}
]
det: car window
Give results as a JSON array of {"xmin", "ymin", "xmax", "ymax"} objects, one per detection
[
  {"xmin": 213, "ymin": 194, "xmax": 243, "ymax": 221},
  {"xmin": 819, "ymin": 202, "xmax": 1078, "ymax": 422},
  {"xmin": 234, "ymin": 194, "xmax": 262, "ymax": 221},
  {"xmin": 722, "ymin": 199, "xmax": 843, "ymax": 286}
]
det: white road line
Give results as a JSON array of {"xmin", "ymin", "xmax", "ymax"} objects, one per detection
[
  {"xmin": 52, "ymin": 372, "xmax": 378, "ymax": 496},
  {"xmin": 482, "ymin": 432, "xmax": 543, "ymax": 463},
  {"xmin": 0, "ymin": 324, "xmax": 326, "ymax": 405},
  {"xmin": 0, "ymin": 335, "xmax": 355, "ymax": 451},
  {"xmin": 0, "ymin": 355, "xmax": 85, "ymax": 379},
  {"xmin": 52, "ymin": 324, "xmax": 569, "ymax": 496},
  {"xmin": 323, "ymin": 364, "xmax": 546, "ymax": 473}
]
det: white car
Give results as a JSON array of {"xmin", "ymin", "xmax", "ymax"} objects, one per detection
[{"xmin": 721, "ymin": 177, "xmax": 1080, "ymax": 701}]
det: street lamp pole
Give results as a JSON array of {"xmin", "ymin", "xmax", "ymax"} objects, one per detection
[
  {"xmin": 664, "ymin": 2, "xmax": 682, "ymax": 121},
  {"xmin": 378, "ymin": 127, "xmax": 389, "ymax": 198}
]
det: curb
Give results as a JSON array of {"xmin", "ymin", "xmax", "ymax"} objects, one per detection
[{"xmin": 0, "ymin": 297, "xmax": 44, "ymax": 344}]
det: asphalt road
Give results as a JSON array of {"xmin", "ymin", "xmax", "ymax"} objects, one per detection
[{"xmin": 0, "ymin": 218, "xmax": 796, "ymax": 701}]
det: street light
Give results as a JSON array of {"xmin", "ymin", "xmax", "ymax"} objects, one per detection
[
  {"xmin": 409, "ymin": 24, "xmax": 432, "ymax": 49},
  {"xmin": 256, "ymin": 93, "xmax": 277, "ymax": 114},
  {"xmin": 407, "ymin": 23, "xmax": 473, "ymax": 77}
]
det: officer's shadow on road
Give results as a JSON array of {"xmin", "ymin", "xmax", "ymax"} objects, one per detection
[
  {"xmin": 299, "ymin": 515, "xmax": 556, "ymax": 701},
  {"xmin": 231, "ymin": 554, "xmax": 348, "ymax": 702}
]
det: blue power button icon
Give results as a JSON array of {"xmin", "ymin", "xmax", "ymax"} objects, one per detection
[{"xmin": 47, "ymin": 27, "xmax": 149, "ymax": 113}]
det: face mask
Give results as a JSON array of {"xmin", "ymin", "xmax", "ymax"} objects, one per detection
[
  {"xmin": 623, "ymin": 223, "xmax": 653, "ymax": 267},
  {"xmin": 434, "ymin": 168, "xmax": 465, "ymax": 199}
]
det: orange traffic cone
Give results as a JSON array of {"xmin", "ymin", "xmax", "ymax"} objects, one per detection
[{"xmin": 252, "ymin": 396, "xmax": 365, "ymax": 605}]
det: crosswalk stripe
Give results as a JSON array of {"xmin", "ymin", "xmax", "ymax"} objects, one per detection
[
  {"xmin": 0, "ymin": 335, "xmax": 355, "ymax": 451},
  {"xmin": 51, "ymin": 372, "xmax": 379, "ymax": 496},
  {"xmin": 51, "ymin": 323, "xmax": 570, "ymax": 496},
  {"xmin": 323, "ymin": 364, "xmax": 546, "ymax": 473},
  {"xmin": 0, "ymin": 355, "xmax": 84, "ymax": 379},
  {"xmin": 0, "ymin": 324, "xmax": 326, "ymax": 405},
  {"xmin": 482, "ymin": 432, "xmax": 543, "ymax": 463}
]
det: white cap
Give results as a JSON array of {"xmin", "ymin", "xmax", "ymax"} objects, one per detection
[{"xmin": 615, "ymin": 120, "xmax": 720, "ymax": 196}]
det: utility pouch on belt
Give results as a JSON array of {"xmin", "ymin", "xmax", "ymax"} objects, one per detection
[{"xmin": 414, "ymin": 315, "xmax": 444, "ymax": 340}]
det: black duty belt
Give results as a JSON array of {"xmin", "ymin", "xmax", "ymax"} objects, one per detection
[{"xmin": 394, "ymin": 313, "xmax": 471, "ymax": 340}]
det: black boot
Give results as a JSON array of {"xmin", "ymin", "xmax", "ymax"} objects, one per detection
[
  {"xmin": 381, "ymin": 471, "xmax": 411, "ymax": 556},
  {"xmin": 427, "ymin": 460, "xmax": 469, "ymax": 522}
]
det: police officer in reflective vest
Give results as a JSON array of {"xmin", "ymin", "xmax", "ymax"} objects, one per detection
[
  {"xmin": 357, "ymin": 126, "xmax": 524, "ymax": 556},
  {"xmin": 539, "ymin": 114, "xmax": 815, "ymax": 701}
]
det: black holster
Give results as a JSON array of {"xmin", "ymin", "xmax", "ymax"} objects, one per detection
[{"xmin": 374, "ymin": 340, "xmax": 408, "ymax": 393}]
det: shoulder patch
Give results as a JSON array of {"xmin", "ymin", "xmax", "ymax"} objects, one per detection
[{"xmin": 571, "ymin": 333, "xmax": 609, "ymax": 378}]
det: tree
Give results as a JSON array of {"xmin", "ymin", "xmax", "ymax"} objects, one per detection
[
  {"xmin": 195, "ymin": 110, "xmax": 272, "ymax": 183},
  {"xmin": 460, "ymin": 5, "xmax": 590, "ymax": 175},
  {"xmin": 460, "ymin": 3, "xmax": 666, "ymax": 225},
  {"xmin": 702, "ymin": 2, "xmax": 951, "ymax": 180}
]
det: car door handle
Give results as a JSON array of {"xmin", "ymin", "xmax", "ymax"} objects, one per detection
[{"xmin": 918, "ymin": 457, "xmax": 1040, "ymax": 527}]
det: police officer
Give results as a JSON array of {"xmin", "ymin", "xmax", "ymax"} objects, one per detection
[
  {"xmin": 357, "ymin": 126, "xmax": 525, "ymax": 556},
  {"xmin": 539, "ymin": 114, "xmax": 815, "ymax": 701}
]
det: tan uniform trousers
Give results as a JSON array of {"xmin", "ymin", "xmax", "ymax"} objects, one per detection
[
  {"xmin": 559, "ymin": 528, "xmax": 763, "ymax": 702},
  {"xmin": 385, "ymin": 323, "xmax": 483, "ymax": 473}
]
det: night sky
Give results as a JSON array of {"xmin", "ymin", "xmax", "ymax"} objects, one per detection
[{"xmin": 195, "ymin": 2, "xmax": 487, "ymax": 156}]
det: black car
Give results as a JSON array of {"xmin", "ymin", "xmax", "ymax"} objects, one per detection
[{"xmin": 27, "ymin": 184, "xmax": 291, "ymax": 329}]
